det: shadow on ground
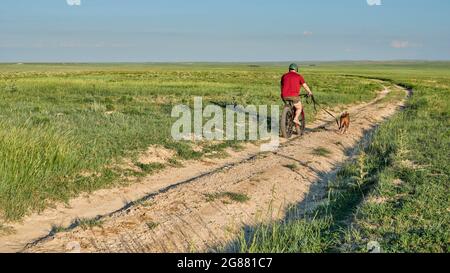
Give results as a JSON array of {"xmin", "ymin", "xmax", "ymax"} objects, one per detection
[{"xmin": 219, "ymin": 121, "xmax": 392, "ymax": 253}]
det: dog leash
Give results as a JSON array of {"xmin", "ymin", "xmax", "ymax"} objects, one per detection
[{"xmin": 302, "ymin": 94, "xmax": 340, "ymax": 127}]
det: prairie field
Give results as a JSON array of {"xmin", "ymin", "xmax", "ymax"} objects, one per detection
[
  {"xmin": 0, "ymin": 62, "xmax": 448, "ymax": 253},
  {"xmin": 0, "ymin": 63, "xmax": 381, "ymax": 221}
]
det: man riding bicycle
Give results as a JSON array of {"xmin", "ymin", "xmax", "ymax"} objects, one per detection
[{"xmin": 281, "ymin": 63, "xmax": 313, "ymax": 126}]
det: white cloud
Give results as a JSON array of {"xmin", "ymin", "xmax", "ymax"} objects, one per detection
[
  {"xmin": 391, "ymin": 40, "xmax": 410, "ymax": 49},
  {"xmin": 303, "ymin": 31, "xmax": 313, "ymax": 37},
  {"xmin": 367, "ymin": 0, "xmax": 382, "ymax": 6},
  {"xmin": 66, "ymin": 0, "xmax": 81, "ymax": 6},
  {"xmin": 390, "ymin": 40, "xmax": 423, "ymax": 49}
]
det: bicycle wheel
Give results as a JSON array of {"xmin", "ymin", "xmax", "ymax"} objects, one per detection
[
  {"xmin": 281, "ymin": 105, "xmax": 295, "ymax": 139},
  {"xmin": 298, "ymin": 110, "xmax": 306, "ymax": 136}
]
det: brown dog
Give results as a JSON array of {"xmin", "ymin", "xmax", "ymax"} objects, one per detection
[{"xmin": 338, "ymin": 112, "xmax": 350, "ymax": 134}]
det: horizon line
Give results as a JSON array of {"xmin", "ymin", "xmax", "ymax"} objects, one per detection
[{"xmin": 2, "ymin": 59, "xmax": 450, "ymax": 65}]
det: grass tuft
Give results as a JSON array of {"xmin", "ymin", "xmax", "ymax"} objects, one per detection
[
  {"xmin": 205, "ymin": 192, "xmax": 250, "ymax": 203},
  {"xmin": 146, "ymin": 222, "xmax": 159, "ymax": 230},
  {"xmin": 312, "ymin": 147, "xmax": 332, "ymax": 157}
]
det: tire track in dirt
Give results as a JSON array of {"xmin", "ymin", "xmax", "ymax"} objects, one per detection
[{"xmin": 21, "ymin": 84, "xmax": 408, "ymax": 253}]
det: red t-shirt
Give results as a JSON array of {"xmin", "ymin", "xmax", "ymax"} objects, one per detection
[{"xmin": 281, "ymin": 71, "xmax": 306, "ymax": 98}]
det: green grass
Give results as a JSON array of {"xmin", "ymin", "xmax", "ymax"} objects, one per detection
[
  {"xmin": 49, "ymin": 224, "xmax": 70, "ymax": 235},
  {"xmin": 339, "ymin": 77, "xmax": 450, "ymax": 253},
  {"xmin": 76, "ymin": 217, "xmax": 104, "ymax": 230},
  {"xmin": 49, "ymin": 217, "xmax": 104, "ymax": 235},
  {"xmin": 205, "ymin": 192, "xmax": 250, "ymax": 203},
  {"xmin": 0, "ymin": 124, "xmax": 81, "ymax": 220},
  {"xmin": 135, "ymin": 162, "xmax": 165, "ymax": 174},
  {"xmin": 284, "ymin": 164, "xmax": 299, "ymax": 172},
  {"xmin": 146, "ymin": 222, "xmax": 159, "ymax": 230},
  {"xmin": 234, "ymin": 63, "xmax": 450, "ymax": 253},
  {"xmin": 0, "ymin": 63, "xmax": 382, "ymax": 221},
  {"xmin": 312, "ymin": 147, "xmax": 332, "ymax": 157}
]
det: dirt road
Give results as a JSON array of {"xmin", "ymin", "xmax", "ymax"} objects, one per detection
[{"xmin": 1, "ymin": 84, "xmax": 407, "ymax": 253}]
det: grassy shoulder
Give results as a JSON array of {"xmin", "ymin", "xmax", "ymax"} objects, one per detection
[
  {"xmin": 342, "ymin": 77, "xmax": 449, "ymax": 253},
  {"xmin": 234, "ymin": 69, "xmax": 449, "ymax": 253}
]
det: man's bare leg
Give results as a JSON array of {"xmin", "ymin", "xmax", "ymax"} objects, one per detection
[{"xmin": 293, "ymin": 102, "xmax": 303, "ymax": 126}]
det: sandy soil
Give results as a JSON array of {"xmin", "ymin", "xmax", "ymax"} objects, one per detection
[{"xmin": 1, "ymin": 85, "xmax": 407, "ymax": 253}]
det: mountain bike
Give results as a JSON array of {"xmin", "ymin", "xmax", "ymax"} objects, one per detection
[{"xmin": 280, "ymin": 99, "xmax": 306, "ymax": 139}]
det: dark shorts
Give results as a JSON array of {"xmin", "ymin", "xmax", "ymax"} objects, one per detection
[{"xmin": 282, "ymin": 96, "xmax": 300, "ymax": 104}]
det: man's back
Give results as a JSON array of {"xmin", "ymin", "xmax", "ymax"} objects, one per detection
[{"xmin": 281, "ymin": 71, "xmax": 305, "ymax": 98}]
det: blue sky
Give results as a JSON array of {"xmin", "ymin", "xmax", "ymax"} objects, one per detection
[{"xmin": 0, "ymin": 0, "xmax": 449, "ymax": 62}]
